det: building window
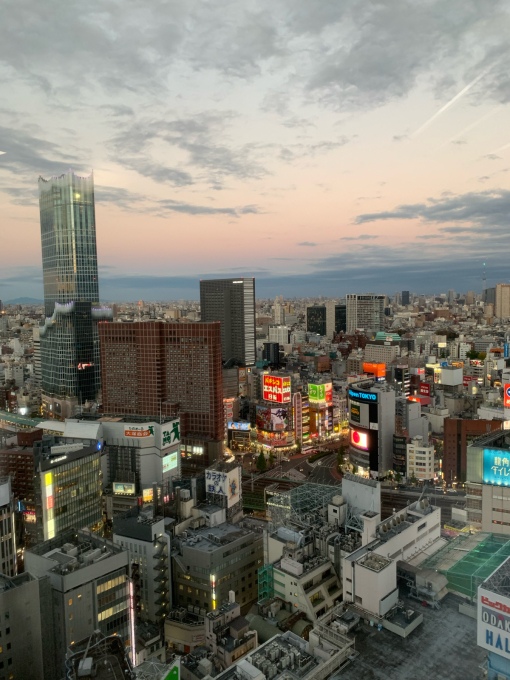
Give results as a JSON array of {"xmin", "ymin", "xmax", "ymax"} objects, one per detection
[{"xmin": 69, "ymin": 598, "xmax": 73, "ymax": 606}]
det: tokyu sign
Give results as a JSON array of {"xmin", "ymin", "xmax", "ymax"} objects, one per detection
[{"xmin": 161, "ymin": 419, "xmax": 180, "ymax": 448}]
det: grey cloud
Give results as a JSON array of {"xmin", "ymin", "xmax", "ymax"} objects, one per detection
[
  {"xmin": 297, "ymin": 242, "xmax": 318, "ymax": 246},
  {"xmin": 355, "ymin": 189, "xmax": 510, "ymax": 233},
  {"xmin": 108, "ymin": 112, "xmax": 268, "ymax": 187},
  {"xmin": 101, "ymin": 105, "xmax": 135, "ymax": 117},
  {"xmin": 0, "ymin": 125, "xmax": 84, "ymax": 177},
  {"xmin": 303, "ymin": 1, "xmax": 510, "ymax": 110},
  {"xmin": 341, "ymin": 234, "xmax": 379, "ymax": 241}
]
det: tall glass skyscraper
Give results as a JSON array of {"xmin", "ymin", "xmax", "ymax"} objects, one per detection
[{"xmin": 38, "ymin": 171, "xmax": 111, "ymax": 417}]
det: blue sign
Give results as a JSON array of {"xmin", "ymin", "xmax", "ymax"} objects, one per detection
[
  {"xmin": 484, "ymin": 448, "xmax": 510, "ymax": 486},
  {"xmin": 505, "ymin": 343, "xmax": 509, "ymax": 358},
  {"xmin": 348, "ymin": 388, "xmax": 377, "ymax": 402},
  {"xmin": 440, "ymin": 361, "xmax": 448, "ymax": 367}
]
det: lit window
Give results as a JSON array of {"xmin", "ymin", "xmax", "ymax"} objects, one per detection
[{"xmin": 68, "ymin": 598, "xmax": 72, "ymax": 606}]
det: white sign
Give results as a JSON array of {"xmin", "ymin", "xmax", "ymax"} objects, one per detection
[
  {"xmin": 50, "ymin": 442, "xmax": 84, "ymax": 455},
  {"xmin": 205, "ymin": 467, "xmax": 241, "ymax": 508},
  {"xmin": 478, "ymin": 584, "xmax": 510, "ymax": 659},
  {"xmin": 161, "ymin": 419, "xmax": 180, "ymax": 449}
]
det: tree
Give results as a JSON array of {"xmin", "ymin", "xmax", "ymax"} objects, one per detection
[
  {"xmin": 352, "ymin": 464, "xmax": 358, "ymax": 474},
  {"xmin": 395, "ymin": 471, "xmax": 402, "ymax": 483},
  {"xmin": 466, "ymin": 349, "xmax": 478, "ymax": 360},
  {"xmin": 410, "ymin": 473, "xmax": 418, "ymax": 486},
  {"xmin": 256, "ymin": 452, "xmax": 267, "ymax": 472},
  {"xmin": 295, "ymin": 441, "xmax": 302, "ymax": 455},
  {"xmin": 268, "ymin": 451, "xmax": 275, "ymax": 467},
  {"xmin": 478, "ymin": 352, "xmax": 486, "ymax": 361}
]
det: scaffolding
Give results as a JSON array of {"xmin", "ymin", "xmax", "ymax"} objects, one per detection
[
  {"xmin": 258, "ymin": 563, "xmax": 274, "ymax": 602},
  {"xmin": 421, "ymin": 533, "xmax": 510, "ymax": 601},
  {"xmin": 266, "ymin": 483, "xmax": 340, "ymax": 530}
]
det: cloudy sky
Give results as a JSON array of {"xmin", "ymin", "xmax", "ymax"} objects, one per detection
[{"xmin": 2, "ymin": 0, "xmax": 510, "ymax": 301}]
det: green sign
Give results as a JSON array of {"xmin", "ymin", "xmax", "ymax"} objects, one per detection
[
  {"xmin": 164, "ymin": 666, "xmax": 179, "ymax": 680},
  {"xmin": 309, "ymin": 384, "xmax": 325, "ymax": 402},
  {"xmin": 162, "ymin": 420, "xmax": 180, "ymax": 447}
]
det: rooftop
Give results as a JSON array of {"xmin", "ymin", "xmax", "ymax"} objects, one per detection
[
  {"xmin": 470, "ymin": 429, "xmax": 510, "ymax": 451},
  {"xmin": 337, "ymin": 593, "xmax": 485, "ymax": 680},
  {"xmin": 113, "ymin": 505, "xmax": 165, "ymax": 542},
  {"xmin": 176, "ymin": 523, "xmax": 253, "ymax": 553},
  {"xmin": 480, "ymin": 554, "xmax": 510, "ymax": 598},
  {"xmin": 29, "ymin": 528, "xmax": 125, "ymax": 575},
  {"xmin": 357, "ymin": 552, "xmax": 391, "ymax": 572},
  {"xmin": 66, "ymin": 631, "xmax": 135, "ymax": 680}
]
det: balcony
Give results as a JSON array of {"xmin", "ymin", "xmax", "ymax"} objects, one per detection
[{"xmin": 311, "ymin": 595, "xmax": 325, "ymax": 608}]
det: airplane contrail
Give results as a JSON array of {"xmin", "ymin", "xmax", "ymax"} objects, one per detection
[
  {"xmin": 437, "ymin": 106, "xmax": 502, "ymax": 149},
  {"xmin": 411, "ymin": 64, "xmax": 496, "ymax": 139},
  {"xmin": 488, "ymin": 140, "xmax": 510, "ymax": 155}
]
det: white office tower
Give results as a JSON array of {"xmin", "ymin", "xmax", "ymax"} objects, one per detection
[{"xmin": 346, "ymin": 294, "xmax": 385, "ymax": 335}]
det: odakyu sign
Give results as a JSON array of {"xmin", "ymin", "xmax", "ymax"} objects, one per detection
[{"xmin": 478, "ymin": 586, "xmax": 510, "ymax": 660}]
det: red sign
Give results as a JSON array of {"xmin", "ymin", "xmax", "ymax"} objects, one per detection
[
  {"xmin": 505, "ymin": 384, "xmax": 510, "ymax": 408},
  {"xmin": 463, "ymin": 376, "xmax": 478, "ymax": 387},
  {"xmin": 419, "ymin": 382, "xmax": 431, "ymax": 396},
  {"xmin": 325, "ymin": 384, "xmax": 333, "ymax": 404},
  {"xmin": 351, "ymin": 429, "xmax": 368, "ymax": 450},
  {"xmin": 263, "ymin": 375, "xmax": 291, "ymax": 403}
]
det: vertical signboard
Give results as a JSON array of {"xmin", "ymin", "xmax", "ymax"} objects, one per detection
[
  {"xmin": 263, "ymin": 375, "xmax": 291, "ymax": 403},
  {"xmin": 161, "ymin": 419, "xmax": 180, "ymax": 448},
  {"xmin": 505, "ymin": 343, "xmax": 509, "ymax": 359}
]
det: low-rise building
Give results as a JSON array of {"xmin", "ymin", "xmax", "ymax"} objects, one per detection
[
  {"xmin": 205, "ymin": 596, "xmax": 258, "ymax": 669},
  {"xmin": 406, "ymin": 436, "xmax": 435, "ymax": 481},
  {"xmin": 172, "ymin": 519, "xmax": 263, "ymax": 612},
  {"xmin": 25, "ymin": 528, "xmax": 132, "ymax": 676},
  {"xmin": 165, "ymin": 607, "xmax": 206, "ymax": 653}
]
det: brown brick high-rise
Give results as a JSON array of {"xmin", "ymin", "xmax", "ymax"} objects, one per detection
[
  {"xmin": 99, "ymin": 321, "xmax": 224, "ymax": 466},
  {"xmin": 443, "ymin": 418, "xmax": 501, "ymax": 484}
]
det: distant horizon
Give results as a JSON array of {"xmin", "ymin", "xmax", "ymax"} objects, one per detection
[{"xmin": 3, "ymin": 1, "xmax": 509, "ymax": 306}]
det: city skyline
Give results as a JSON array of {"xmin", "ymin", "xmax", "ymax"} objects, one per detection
[{"xmin": 2, "ymin": 2, "xmax": 510, "ymax": 300}]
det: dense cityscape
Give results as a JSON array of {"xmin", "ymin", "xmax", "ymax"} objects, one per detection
[
  {"xmin": 0, "ymin": 168, "xmax": 509, "ymax": 679},
  {"xmin": 4, "ymin": 0, "xmax": 510, "ymax": 678}
]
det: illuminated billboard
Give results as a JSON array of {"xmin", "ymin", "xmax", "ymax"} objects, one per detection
[
  {"xmin": 228, "ymin": 421, "xmax": 250, "ymax": 430},
  {"xmin": 350, "ymin": 403, "xmax": 361, "ymax": 423},
  {"xmin": 483, "ymin": 448, "xmax": 510, "ymax": 486},
  {"xmin": 308, "ymin": 383, "xmax": 333, "ymax": 405},
  {"xmin": 113, "ymin": 482, "xmax": 136, "ymax": 495},
  {"xmin": 257, "ymin": 430, "xmax": 289, "ymax": 447},
  {"xmin": 256, "ymin": 406, "xmax": 288, "ymax": 432},
  {"xmin": 263, "ymin": 375, "xmax": 291, "ymax": 403},
  {"xmin": 419, "ymin": 382, "xmax": 431, "ymax": 396},
  {"xmin": 348, "ymin": 388, "xmax": 377, "ymax": 402},
  {"xmin": 142, "ymin": 488, "xmax": 153, "ymax": 502},
  {"xmin": 363, "ymin": 363, "xmax": 386, "ymax": 379},
  {"xmin": 162, "ymin": 452, "xmax": 178, "ymax": 473},
  {"xmin": 505, "ymin": 385, "xmax": 510, "ymax": 408},
  {"xmin": 351, "ymin": 429, "xmax": 368, "ymax": 450}
]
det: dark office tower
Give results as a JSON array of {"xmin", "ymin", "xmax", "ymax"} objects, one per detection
[
  {"xmin": 402, "ymin": 291, "xmax": 410, "ymax": 306},
  {"xmin": 38, "ymin": 171, "xmax": 111, "ymax": 419},
  {"xmin": 306, "ymin": 305, "xmax": 327, "ymax": 335},
  {"xmin": 335, "ymin": 305, "xmax": 346, "ymax": 334},
  {"xmin": 200, "ymin": 278, "xmax": 256, "ymax": 366},
  {"xmin": 99, "ymin": 321, "xmax": 224, "ymax": 467},
  {"xmin": 263, "ymin": 342, "xmax": 280, "ymax": 367}
]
